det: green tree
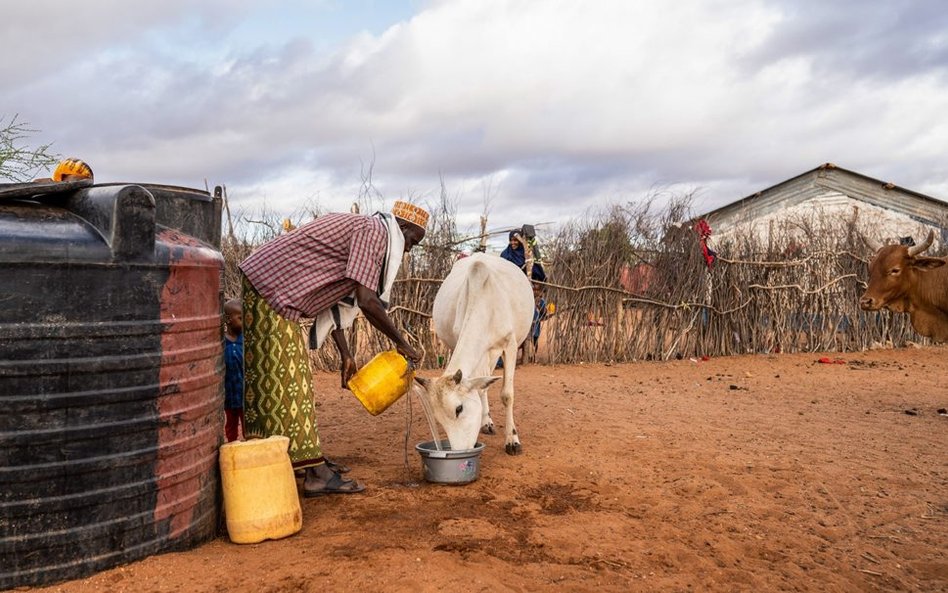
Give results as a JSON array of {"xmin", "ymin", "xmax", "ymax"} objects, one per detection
[{"xmin": 0, "ymin": 114, "xmax": 58, "ymax": 182}]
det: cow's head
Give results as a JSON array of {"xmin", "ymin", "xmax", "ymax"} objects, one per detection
[
  {"xmin": 860, "ymin": 230, "xmax": 945, "ymax": 312},
  {"xmin": 414, "ymin": 370, "xmax": 499, "ymax": 451}
]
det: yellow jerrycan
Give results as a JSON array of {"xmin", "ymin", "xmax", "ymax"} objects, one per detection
[
  {"xmin": 219, "ymin": 435, "xmax": 302, "ymax": 544},
  {"xmin": 347, "ymin": 350, "xmax": 414, "ymax": 415}
]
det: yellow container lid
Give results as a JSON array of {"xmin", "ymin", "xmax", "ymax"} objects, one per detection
[{"xmin": 347, "ymin": 350, "xmax": 414, "ymax": 415}]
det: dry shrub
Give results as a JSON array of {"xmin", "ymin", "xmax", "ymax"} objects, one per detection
[{"xmin": 536, "ymin": 196, "xmax": 933, "ymax": 363}]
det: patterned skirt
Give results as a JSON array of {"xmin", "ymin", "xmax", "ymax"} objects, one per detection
[{"xmin": 241, "ymin": 274, "xmax": 322, "ymax": 467}]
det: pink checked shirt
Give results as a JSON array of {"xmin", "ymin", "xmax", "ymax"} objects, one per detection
[{"xmin": 239, "ymin": 213, "xmax": 388, "ymax": 321}]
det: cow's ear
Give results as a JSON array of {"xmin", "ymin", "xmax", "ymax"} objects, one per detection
[
  {"xmin": 414, "ymin": 376, "xmax": 429, "ymax": 389},
  {"xmin": 912, "ymin": 256, "xmax": 946, "ymax": 270},
  {"xmin": 465, "ymin": 376, "xmax": 500, "ymax": 391},
  {"xmin": 452, "ymin": 369, "xmax": 463, "ymax": 384}
]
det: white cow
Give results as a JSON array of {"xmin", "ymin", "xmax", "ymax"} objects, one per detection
[{"xmin": 415, "ymin": 253, "xmax": 534, "ymax": 454}]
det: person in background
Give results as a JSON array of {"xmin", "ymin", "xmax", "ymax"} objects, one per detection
[
  {"xmin": 500, "ymin": 229, "xmax": 546, "ymax": 282},
  {"xmin": 238, "ymin": 201, "xmax": 427, "ymax": 497},
  {"xmin": 531, "ymin": 283, "xmax": 554, "ymax": 350},
  {"xmin": 498, "ymin": 283, "xmax": 554, "ymax": 369},
  {"xmin": 223, "ymin": 299, "xmax": 244, "ymax": 443},
  {"xmin": 496, "ymin": 228, "xmax": 547, "ymax": 368}
]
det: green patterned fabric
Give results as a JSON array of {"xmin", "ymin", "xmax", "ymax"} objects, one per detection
[{"xmin": 242, "ymin": 274, "xmax": 322, "ymax": 467}]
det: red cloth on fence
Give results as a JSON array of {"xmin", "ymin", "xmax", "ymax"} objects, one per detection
[{"xmin": 694, "ymin": 219, "xmax": 716, "ymax": 270}]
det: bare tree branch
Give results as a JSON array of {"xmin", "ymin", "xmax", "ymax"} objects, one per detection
[{"xmin": 0, "ymin": 114, "xmax": 59, "ymax": 182}]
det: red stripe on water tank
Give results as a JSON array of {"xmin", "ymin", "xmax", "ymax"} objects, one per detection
[{"xmin": 155, "ymin": 228, "xmax": 224, "ymax": 538}]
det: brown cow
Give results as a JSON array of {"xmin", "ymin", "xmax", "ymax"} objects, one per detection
[{"xmin": 859, "ymin": 230, "xmax": 948, "ymax": 341}]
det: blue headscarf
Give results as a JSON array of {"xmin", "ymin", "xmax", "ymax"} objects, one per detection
[{"xmin": 500, "ymin": 230, "xmax": 546, "ymax": 282}]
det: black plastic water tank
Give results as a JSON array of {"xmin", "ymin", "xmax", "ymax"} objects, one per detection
[{"xmin": 0, "ymin": 182, "xmax": 224, "ymax": 589}]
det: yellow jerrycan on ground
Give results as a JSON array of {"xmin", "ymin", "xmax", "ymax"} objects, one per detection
[
  {"xmin": 219, "ymin": 435, "xmax": 302, "ymax": 544},
  {"xmin": 347, "ymin": 350, "xmax": 414, "ymax": 415}
]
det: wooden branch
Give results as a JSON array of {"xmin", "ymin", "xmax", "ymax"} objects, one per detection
[
  {"xmin": 747, "ymin": 274, "xmax": 857, "ymax": 295},
  {"xmin": 718, "ymin": 251, "xmax": 869, "ymax": 266},
  {"xmin": 389, "ymin": 305, "xmax": 432, "ymax": 318},
  {"xmin": 394, "ymin": 277, "xmax": 444, "ymax": 284},
  {"xmin": 244, "ymin": 218, "xmax": 278, "ymax": 232}
]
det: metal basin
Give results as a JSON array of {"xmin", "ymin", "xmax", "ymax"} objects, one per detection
[{"xmin": 415, "ymin": 440, "xmax": 485, "ymax": 484}]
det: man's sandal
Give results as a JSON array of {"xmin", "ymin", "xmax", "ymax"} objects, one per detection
[
  {"xmin": 325, "ymin": 459, "xmax": 351, "ymax": 474},
  {"xmin": 303, "ymin": 472, "xmax": 365, "ymax": 497},
  {"xmin": 294, "ymin": 459, "xmax": 350, "ymax": 478}
]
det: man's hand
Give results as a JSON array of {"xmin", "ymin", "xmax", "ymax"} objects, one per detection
[
  {"xmin": 355, "ymin": 285, "xmax": 424, "ymax": 366},
  {"xmin": 397, "ymin": 343, "xmax": 422, "ymax": 365},
  {"xmin": 340, "ymin": 356, "xmax": 358, "ymax": 389}
]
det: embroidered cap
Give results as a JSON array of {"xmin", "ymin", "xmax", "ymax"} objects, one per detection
[
  {"xmin": 52, "ymin": 157, "xmax": 93, "ymax": 182},
  {"xmin": 391, "ymin": 200, "xmax": 429, "ymax": 229}
]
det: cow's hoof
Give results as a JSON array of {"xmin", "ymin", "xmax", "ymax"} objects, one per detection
[
  {"xmin": 505, "ymin": 442, "xmax": 522, "ymax": 455},
  {"xmin": 481, "ymin": 423, "xmax": 496, "ymax": 435}
]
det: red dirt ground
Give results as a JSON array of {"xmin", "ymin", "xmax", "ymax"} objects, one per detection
[{"xmin": 21, "ymin": 346, "xmax": 948, "ymax": 593}]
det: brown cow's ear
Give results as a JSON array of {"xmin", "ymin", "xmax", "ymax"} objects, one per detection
[
  {"xmin": 414, "ymin": 376, "xmax": 429, "ymax": 389},
  {"xmin": 452, "ymin": 369, "xmax": 463, "ymax": 384},
  {"xmin": 912, "ymin": 256, "xmax": 946, "ymax": 270}
]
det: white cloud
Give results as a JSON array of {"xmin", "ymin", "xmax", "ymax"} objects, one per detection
[{"xmin": 2, "ymin": 0, "xmax": 946, "ymax": 237}]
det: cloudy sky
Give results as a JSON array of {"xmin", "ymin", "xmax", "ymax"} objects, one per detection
[{"xmin": 3, "ymin": 0, "xmax": 947, "ymax": 241}]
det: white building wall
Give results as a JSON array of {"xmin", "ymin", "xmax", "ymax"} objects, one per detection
[{"xmin": 710, "ymin": 194, "xmax": 941, "ymax": 249}]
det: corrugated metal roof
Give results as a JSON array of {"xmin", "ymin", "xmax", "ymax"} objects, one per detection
[{"xmin": 702, "ymin": 163, "xmax": 948, "ymax": 230}]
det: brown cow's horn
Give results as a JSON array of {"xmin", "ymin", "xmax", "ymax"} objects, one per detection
[
  {"xmin": 452, "ymin": 369, "xmax": 463, "ymax": 384},
  {"xmin": 865, "ymin": 235, "xmax": 883, "ymax": 252},
  {"xmin": 908, "ymin": 230, "xmax": 935, "ymax": 256}
]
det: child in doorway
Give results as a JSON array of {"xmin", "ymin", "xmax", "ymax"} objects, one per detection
[{"xmin": 223, "ymin": 299, "xmax": 244, "ymax": 442}]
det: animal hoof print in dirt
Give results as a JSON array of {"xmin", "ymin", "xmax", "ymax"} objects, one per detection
[{"xmin": 505, "ymin": 442, "xmax": 522, "ymax": 455}]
